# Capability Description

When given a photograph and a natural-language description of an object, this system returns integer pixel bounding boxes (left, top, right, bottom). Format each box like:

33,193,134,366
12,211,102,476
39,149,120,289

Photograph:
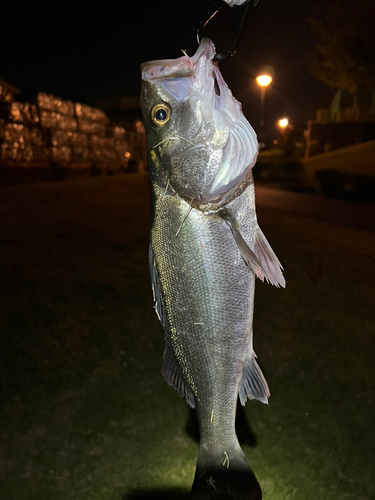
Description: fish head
141,38,258,209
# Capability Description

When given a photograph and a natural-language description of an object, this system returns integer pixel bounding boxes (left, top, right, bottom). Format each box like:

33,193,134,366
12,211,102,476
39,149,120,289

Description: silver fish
141,38,285,500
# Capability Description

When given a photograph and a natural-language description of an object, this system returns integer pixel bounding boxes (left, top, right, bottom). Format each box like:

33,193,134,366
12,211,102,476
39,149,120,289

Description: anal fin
162,341,196,408
239,354,270,405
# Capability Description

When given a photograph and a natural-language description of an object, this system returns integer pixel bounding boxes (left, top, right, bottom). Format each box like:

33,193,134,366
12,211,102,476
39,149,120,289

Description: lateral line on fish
175,197,194,237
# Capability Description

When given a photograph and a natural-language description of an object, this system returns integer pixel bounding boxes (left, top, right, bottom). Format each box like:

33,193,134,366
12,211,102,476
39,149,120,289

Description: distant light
135,121,145,134
256,74,272,87
278,118,289,128
273,139,278,145
125,152,131,158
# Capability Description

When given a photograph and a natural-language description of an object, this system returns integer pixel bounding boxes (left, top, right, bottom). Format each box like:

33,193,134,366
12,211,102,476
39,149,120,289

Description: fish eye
151,104,171,127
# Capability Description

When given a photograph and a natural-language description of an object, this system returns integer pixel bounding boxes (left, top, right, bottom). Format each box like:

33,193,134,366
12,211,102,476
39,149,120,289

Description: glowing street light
256,74,272,87
278,118,289,128
256,72,273,143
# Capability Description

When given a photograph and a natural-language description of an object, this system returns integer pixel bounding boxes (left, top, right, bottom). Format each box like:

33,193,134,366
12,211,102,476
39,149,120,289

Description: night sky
1,0,333,129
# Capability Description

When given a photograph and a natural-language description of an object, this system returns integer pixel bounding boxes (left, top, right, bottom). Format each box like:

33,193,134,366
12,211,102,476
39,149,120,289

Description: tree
307,0,375,94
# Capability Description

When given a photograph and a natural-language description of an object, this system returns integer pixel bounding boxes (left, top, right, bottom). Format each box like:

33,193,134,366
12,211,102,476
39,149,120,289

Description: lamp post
256,74,272,143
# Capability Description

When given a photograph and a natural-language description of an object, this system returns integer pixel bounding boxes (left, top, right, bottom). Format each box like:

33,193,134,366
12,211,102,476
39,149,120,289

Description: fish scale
151,188,252,450
141,38,285,499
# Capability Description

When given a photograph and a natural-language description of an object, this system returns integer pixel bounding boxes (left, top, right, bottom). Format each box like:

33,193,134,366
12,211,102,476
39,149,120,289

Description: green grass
0,174,374,499
258,149,286,160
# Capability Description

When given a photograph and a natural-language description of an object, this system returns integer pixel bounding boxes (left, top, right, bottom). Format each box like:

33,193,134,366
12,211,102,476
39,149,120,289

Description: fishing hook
195,0,260,61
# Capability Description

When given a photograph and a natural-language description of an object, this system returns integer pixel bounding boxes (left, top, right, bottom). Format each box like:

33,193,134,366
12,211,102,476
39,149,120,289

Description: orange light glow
256,74,272,87
278,118,289,128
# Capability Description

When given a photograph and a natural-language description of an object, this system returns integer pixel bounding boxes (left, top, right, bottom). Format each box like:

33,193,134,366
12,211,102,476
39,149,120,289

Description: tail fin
190,446,262,499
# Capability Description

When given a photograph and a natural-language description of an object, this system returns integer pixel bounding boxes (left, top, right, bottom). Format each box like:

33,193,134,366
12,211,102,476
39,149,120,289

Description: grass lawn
0,173,374,499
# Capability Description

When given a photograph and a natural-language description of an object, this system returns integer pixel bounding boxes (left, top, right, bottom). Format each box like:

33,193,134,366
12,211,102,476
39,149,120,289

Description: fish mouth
141,60,195,81
141,38,215,80
142,39,219,102
143,39,258,207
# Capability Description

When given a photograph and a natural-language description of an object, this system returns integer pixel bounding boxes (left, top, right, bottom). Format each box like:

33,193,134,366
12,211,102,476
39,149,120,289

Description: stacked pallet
0,92,129,166
0,81,17,104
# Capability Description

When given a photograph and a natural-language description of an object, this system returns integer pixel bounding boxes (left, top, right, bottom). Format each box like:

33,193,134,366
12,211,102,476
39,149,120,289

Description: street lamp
278,118,289,128
256,73,272,142
256,75,272,88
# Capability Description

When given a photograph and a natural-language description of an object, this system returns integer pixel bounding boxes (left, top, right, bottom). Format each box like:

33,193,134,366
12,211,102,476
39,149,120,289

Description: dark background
1,0,333,128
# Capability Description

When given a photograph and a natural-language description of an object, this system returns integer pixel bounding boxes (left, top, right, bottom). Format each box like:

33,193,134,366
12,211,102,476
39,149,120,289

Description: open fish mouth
142,38,259,207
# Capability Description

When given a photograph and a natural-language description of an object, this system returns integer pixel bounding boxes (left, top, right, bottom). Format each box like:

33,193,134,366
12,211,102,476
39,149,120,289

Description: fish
140,38,285,499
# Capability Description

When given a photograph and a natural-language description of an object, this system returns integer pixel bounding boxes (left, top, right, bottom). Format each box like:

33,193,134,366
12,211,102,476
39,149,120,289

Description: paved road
255,185,375,232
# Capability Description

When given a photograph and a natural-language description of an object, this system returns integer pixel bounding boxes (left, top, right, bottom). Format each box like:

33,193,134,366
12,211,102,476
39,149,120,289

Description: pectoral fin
254,225,286,288
220,210,265,281
220,210,285,288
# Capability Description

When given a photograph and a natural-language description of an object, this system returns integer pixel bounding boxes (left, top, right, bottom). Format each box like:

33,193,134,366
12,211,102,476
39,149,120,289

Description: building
330,89,375,123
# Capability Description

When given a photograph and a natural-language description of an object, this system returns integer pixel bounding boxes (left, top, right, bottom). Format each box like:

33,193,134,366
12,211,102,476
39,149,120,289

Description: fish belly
151,184,257,453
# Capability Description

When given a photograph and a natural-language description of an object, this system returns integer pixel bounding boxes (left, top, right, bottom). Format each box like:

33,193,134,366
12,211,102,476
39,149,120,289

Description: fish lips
141,39,220,104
